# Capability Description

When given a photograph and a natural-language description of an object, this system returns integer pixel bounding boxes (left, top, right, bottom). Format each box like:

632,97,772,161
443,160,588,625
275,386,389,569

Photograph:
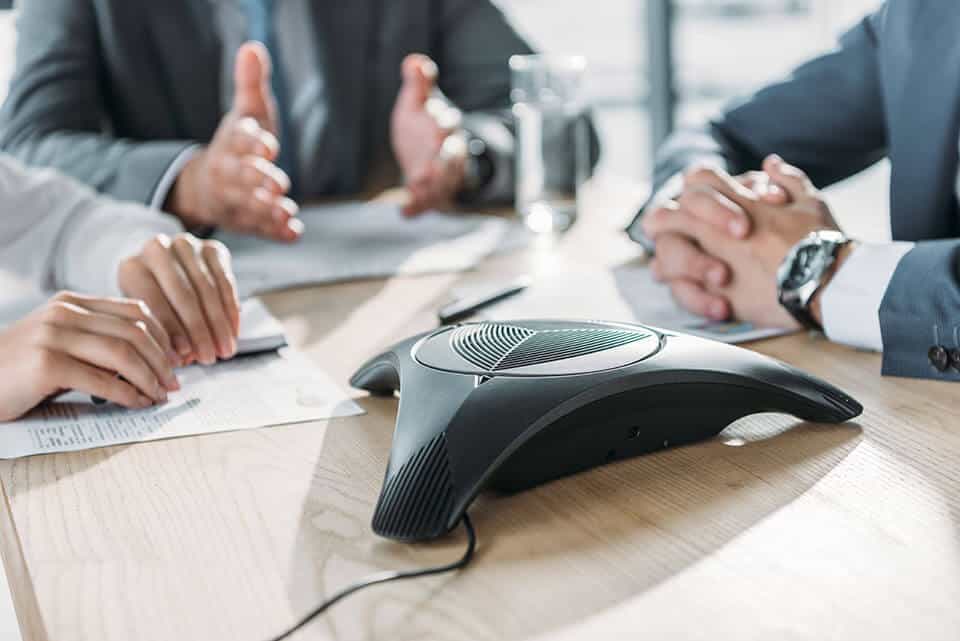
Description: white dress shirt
0,155,182,296
820,241,914,351
818,134,960,351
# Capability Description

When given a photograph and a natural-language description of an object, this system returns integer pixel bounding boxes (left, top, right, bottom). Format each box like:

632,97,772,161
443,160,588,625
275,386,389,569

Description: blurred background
0,0,888,237
495,0,880,177
494,0,888,239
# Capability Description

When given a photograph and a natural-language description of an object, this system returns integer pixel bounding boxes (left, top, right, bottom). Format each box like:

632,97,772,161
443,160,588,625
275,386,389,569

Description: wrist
810,241,857,327
457,132,494,201
165,149,206,227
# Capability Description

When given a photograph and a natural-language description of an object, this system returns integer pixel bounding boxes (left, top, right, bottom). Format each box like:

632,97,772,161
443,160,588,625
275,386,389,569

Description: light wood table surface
2,180,959,641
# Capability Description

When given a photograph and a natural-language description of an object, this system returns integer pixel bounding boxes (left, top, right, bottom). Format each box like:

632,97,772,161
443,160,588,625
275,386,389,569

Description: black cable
266,514,477,641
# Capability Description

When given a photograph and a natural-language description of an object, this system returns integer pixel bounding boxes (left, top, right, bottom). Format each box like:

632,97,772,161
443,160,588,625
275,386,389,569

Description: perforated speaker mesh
449,323,535,370
372,432,455,540
449,322,652,372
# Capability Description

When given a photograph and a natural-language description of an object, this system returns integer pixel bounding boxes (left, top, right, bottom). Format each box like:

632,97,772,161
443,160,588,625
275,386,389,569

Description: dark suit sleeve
650,6,889,196
0,0,193,205
879,241,960,381
431,0,600,204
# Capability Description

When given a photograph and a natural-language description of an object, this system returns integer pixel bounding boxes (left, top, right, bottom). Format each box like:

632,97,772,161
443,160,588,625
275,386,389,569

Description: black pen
438,276,531,325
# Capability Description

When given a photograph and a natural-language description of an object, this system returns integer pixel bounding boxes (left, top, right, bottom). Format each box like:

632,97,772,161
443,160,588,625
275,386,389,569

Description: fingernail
710,302,727,319
174,335,191,356
167,375,181,392
167,350,181,367
421,58,439,80
287,218,305,236
729,219,748,237
769,154,783,165
708,266,725,286
137,395,154,408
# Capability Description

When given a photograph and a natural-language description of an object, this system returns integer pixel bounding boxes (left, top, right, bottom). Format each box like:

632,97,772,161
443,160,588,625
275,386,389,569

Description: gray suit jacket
641,1,960,381
0,0,594,206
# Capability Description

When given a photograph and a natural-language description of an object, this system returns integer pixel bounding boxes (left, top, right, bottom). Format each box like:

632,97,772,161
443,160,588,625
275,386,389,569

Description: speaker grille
450,323,534,370
372,433,456,541
451,323,651,372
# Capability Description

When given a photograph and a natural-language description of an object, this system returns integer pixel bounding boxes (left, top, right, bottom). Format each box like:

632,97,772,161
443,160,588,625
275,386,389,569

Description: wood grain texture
2,179,959,641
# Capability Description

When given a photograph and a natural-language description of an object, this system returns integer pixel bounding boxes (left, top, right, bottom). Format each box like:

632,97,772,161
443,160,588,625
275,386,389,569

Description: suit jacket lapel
887,3,960,240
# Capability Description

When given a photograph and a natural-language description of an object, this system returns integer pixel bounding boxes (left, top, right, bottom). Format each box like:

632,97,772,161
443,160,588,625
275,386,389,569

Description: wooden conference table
1,180,959,641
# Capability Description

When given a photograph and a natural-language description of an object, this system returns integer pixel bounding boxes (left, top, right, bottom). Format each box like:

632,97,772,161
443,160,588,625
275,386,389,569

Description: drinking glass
510,54,590,234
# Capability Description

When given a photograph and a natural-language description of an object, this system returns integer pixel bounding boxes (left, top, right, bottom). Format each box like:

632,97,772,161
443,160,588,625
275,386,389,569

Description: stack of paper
460,263,792,344
216,201,522,297
0,301,363,459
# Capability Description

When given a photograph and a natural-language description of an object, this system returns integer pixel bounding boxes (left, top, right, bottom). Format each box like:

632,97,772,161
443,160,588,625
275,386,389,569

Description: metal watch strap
778,231,849,331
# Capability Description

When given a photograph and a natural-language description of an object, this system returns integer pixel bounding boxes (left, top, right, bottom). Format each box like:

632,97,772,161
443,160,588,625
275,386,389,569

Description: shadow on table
282,399,863,641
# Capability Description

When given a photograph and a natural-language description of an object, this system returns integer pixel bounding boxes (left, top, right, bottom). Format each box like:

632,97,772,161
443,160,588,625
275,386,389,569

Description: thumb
397,54,438,111
233,41,277,133
763,154,814,202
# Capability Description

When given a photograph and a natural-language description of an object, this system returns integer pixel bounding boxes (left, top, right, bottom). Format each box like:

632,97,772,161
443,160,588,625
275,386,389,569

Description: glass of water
510,54,590,234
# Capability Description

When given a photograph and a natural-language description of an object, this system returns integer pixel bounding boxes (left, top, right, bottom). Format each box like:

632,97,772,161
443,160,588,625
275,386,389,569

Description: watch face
781,243,830,291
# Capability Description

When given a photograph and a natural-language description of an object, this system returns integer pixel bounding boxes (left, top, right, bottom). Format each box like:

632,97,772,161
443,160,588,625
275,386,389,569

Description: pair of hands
167,43,466,241
641,155,842,328
0,234,240,421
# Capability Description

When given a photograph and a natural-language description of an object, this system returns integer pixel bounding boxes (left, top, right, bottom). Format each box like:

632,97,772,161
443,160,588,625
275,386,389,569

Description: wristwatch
460,134,494,197
777,230,850,330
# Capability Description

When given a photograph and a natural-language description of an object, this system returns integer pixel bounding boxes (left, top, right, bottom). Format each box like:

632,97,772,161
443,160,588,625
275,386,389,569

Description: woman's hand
0,292,180,421
118,233,241,366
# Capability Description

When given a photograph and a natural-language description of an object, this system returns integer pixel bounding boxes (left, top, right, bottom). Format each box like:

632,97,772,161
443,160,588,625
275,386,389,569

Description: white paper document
235,297,288,353
216,201,522,297
0,349,363,459
462,263,792,344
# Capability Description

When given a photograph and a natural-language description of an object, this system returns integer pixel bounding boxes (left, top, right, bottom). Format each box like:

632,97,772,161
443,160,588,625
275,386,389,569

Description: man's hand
118,233,241,367
642,164,789,320
650,155,842,328
167,42,302,242
391,54,467,217
0,292,179,421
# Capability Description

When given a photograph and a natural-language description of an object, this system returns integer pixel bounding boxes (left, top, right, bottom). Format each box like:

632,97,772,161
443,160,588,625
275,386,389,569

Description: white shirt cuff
149,145,201,210
821,241,915,352
61,202,184,296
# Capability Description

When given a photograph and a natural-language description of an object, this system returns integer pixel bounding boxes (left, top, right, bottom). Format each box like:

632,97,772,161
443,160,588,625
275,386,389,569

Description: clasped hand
641,155,841,328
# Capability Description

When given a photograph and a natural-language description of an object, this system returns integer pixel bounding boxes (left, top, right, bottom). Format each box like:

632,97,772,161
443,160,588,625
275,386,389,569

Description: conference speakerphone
351,319,862,541
267,319,862,639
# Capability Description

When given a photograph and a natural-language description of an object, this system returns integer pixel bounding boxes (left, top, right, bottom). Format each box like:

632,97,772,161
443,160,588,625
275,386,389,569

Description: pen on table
437,276,531,325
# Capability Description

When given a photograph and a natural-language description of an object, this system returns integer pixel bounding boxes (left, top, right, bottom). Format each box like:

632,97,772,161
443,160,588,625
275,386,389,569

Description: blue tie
242,0,298,190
